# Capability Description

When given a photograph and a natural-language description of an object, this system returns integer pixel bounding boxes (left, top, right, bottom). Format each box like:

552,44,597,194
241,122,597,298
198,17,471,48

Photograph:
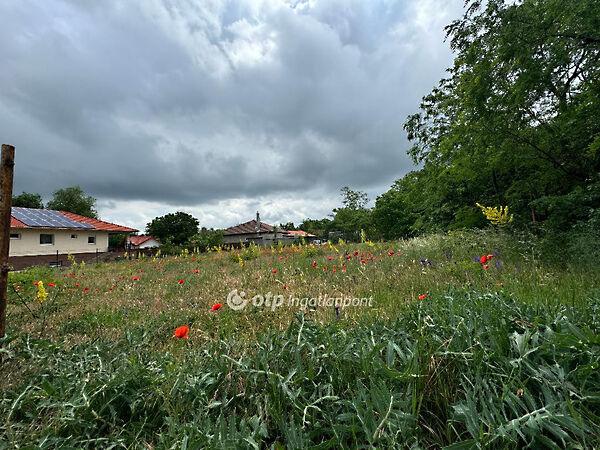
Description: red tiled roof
61,211,138,233
10,217,27,228
128,235,157,246
224,219,274,235
286,230,316,237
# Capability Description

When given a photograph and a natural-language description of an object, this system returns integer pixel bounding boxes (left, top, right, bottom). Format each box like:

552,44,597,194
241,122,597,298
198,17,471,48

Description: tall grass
1,230,599,448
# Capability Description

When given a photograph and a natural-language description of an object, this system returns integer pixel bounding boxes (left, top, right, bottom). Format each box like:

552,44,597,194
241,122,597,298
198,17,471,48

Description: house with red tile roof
127,235,161,249
9,207,137,269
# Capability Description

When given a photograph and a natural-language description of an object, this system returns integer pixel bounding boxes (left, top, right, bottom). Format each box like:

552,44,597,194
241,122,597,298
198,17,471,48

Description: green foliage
145,212,199,246
372,0,600,238
2,293,598,448
188,228,224,252
12,192,43,209
340,186,368,210
240,242,261,261
329,187,376,242
46,186,98,218
108,233,127,250
299,218,332,240
2,229,600,447
278,222,295,231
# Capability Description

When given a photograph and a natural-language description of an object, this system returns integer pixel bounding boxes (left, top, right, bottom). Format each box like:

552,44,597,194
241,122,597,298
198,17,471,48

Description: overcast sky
0,0,462,231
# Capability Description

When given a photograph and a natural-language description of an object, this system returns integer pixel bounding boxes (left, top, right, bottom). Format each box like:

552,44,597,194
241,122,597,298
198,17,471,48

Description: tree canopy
46,186,98,218
371,0,600,239
146,212,199,246
12,192,44,209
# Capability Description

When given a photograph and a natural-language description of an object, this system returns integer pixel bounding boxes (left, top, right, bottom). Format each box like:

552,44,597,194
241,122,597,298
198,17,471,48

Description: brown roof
224,219,274,235
128,235,158,246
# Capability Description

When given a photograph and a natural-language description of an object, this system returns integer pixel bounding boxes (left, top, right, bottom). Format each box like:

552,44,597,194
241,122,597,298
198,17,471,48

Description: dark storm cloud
0,0,462,228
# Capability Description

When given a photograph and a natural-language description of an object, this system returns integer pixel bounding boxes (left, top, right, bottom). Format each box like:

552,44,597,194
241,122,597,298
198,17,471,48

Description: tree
340,187,368,210
331,187,374,241
401,0,600,232
299,218,332,239
12,192,43,209
189,228,224,252
47,186,98,218
279,222,295,231
146,212,199,246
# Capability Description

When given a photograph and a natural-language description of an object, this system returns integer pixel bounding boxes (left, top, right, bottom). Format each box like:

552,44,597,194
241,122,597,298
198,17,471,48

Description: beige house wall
223,232,295,246
9,228,109,257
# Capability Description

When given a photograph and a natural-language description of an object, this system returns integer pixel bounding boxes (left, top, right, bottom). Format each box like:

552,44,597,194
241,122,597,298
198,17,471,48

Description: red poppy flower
418,293,428,300
272,268,278,274
483,264,490,270
47,282,56,288
346,254,352,261
353,250,359,257
83,287,90,294
487,254,494,260
480,255,488,264
173,325,190,339
131,276,140,281
388,250,395,256
323,266,328,272
311,260,317,268
75,282,80,287
211,303,223,311
342,265,347,273
33,281,41,286
327,256,334,261
192,269,200,274
178,279,185,285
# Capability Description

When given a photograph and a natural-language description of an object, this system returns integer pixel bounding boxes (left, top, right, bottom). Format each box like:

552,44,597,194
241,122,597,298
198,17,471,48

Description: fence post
96,248,99,264
56,250,59,267
0,144,15,339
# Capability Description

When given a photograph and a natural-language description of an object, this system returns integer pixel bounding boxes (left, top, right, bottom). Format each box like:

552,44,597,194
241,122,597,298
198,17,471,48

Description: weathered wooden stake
0,144,15,339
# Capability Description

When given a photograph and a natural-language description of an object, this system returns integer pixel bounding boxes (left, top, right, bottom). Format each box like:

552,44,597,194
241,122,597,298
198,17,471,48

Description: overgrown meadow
1,230,599,448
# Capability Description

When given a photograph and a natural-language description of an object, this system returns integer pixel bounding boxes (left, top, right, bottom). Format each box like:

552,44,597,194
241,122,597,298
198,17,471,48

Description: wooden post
0,144,15,339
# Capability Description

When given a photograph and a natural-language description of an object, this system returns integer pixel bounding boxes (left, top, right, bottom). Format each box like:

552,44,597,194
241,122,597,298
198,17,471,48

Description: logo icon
226,289,248,310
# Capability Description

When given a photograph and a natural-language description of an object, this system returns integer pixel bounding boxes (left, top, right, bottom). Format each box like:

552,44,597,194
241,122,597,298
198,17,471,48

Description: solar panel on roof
11,207,94,229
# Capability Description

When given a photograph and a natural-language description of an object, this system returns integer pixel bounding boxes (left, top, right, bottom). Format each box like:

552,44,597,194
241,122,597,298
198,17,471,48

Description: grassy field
1,230,599,448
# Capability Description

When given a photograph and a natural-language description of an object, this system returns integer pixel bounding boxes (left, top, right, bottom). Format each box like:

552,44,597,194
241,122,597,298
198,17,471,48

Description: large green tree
399,0,600,232
12,192,44,209
146,212,199,246
330,187,374,241
47,186,98,218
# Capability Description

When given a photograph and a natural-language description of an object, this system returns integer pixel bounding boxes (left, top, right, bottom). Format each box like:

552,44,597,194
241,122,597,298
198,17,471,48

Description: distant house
285,229,319,243
223,212,317,246
127,235,161,249
9,207,137,269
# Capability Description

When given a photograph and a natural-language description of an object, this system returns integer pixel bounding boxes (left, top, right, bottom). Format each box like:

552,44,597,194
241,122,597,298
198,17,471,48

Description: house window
10,233,21,240
88,236,96,244
71,234,78,239
40,234,54,245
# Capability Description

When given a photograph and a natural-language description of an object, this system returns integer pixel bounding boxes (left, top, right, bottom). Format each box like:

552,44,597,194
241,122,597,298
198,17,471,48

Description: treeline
301,0,600,250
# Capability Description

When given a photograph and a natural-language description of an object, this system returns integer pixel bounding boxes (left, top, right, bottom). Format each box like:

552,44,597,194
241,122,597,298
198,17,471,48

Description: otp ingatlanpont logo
226,289,248,310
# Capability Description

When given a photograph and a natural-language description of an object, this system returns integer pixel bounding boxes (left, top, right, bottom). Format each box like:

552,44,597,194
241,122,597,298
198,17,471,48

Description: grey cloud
0,0,463,227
